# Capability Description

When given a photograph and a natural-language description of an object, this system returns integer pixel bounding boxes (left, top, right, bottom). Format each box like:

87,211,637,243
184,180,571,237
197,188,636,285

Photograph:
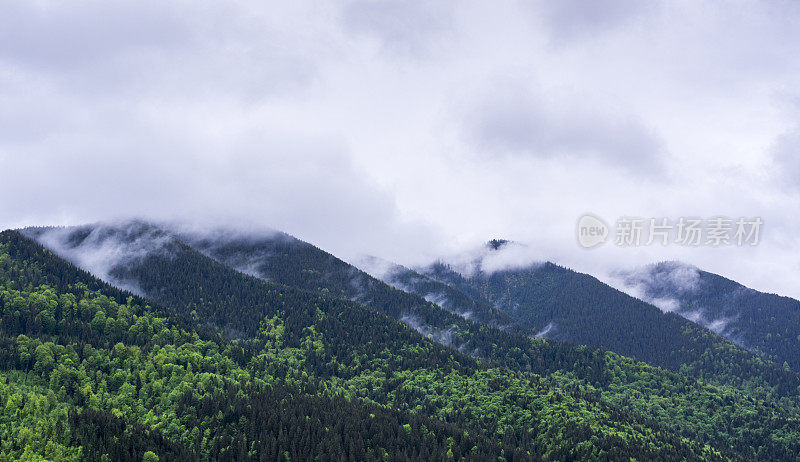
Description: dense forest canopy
1,227,800,460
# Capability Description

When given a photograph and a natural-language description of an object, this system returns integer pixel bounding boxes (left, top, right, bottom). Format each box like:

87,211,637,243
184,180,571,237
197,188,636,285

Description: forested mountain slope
417,251,800,396
15,223,800,459
170,225,800,399
2,229,567,460
176,227,527,333
22,223,622,382
27,222,798,398
0,229,749,460
356,255,513,326
614,261,800,370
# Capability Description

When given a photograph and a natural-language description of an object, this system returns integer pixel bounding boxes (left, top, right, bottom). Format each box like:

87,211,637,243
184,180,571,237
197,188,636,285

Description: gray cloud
538,0,655,41
0,128,434,262
772,129,800,190
0,1,190,70
0,1,317,101
1,0,800,299
466,85,664,175
342,0,452,54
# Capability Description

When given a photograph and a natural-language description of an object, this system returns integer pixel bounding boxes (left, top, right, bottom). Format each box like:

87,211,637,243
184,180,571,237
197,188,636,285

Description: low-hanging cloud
610,262,699,310
609,262,746,341
432,241,547,278
22,221,175,295
534,322,555,339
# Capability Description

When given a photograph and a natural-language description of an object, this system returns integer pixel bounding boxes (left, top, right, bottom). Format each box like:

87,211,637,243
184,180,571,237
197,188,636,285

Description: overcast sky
2,0,799,297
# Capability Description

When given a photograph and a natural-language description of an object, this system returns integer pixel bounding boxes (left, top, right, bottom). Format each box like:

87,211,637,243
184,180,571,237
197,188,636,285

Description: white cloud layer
2,1,800,297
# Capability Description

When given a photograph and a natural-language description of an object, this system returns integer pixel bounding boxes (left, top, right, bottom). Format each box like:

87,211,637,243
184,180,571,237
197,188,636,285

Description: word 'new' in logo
577,214,609,248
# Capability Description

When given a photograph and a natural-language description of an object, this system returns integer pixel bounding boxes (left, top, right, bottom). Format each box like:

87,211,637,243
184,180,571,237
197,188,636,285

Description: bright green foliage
0,373,82,461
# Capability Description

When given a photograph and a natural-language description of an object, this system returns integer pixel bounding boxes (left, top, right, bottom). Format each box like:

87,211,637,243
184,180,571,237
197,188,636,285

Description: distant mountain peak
486,239,510,250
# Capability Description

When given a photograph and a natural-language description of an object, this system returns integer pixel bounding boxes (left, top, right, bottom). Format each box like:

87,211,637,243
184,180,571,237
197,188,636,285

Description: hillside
0,230,744,460
14,223,800,459
356,255,515,327
176,227,528,333
614,261,800,370
170,226,800,400
415,251,799,398
25,223,800,396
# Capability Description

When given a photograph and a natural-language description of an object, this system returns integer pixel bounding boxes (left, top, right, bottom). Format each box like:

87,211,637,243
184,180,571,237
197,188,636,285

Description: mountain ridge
614,260,800,370
24,221,800,397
